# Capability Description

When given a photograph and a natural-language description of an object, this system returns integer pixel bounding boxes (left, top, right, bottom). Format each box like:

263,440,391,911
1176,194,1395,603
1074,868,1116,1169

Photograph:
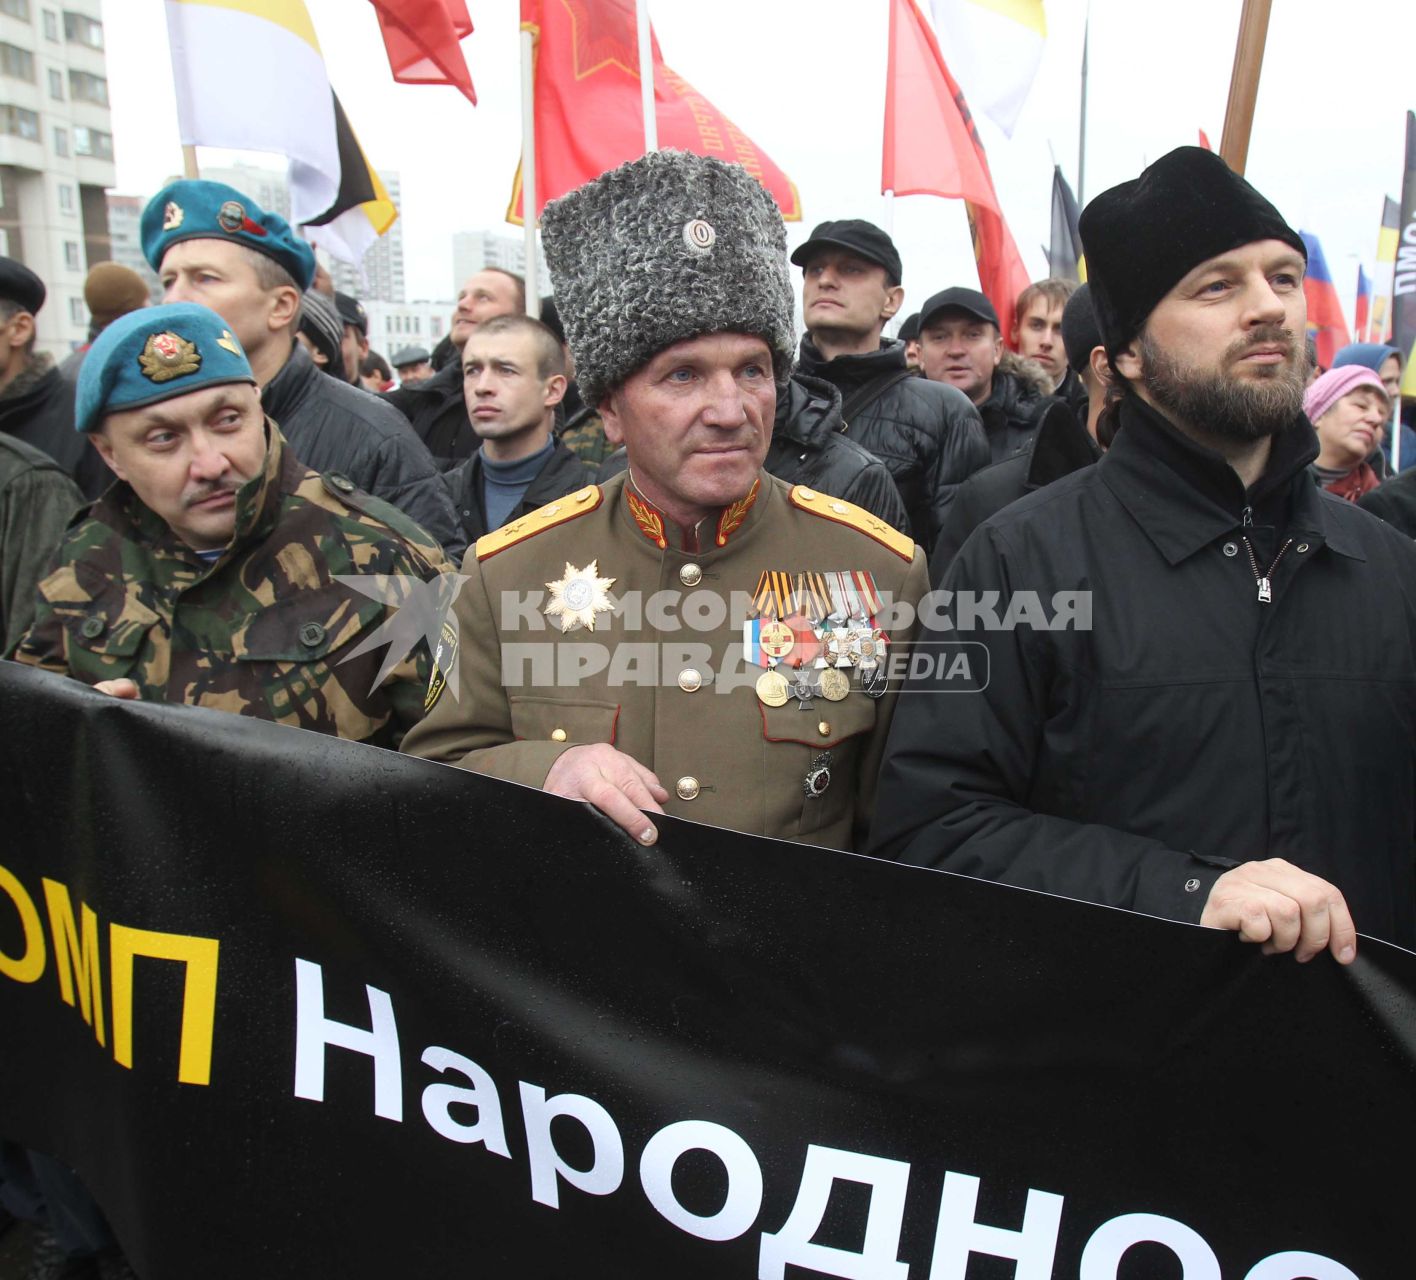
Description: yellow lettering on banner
41,878,104,1045
0,864,45,984
109,925,220,1087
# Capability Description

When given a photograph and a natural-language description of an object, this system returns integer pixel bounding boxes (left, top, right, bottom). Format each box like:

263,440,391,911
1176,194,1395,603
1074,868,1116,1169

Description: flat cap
790,219,903,285
142,179,316,291
76,302,256,434
0,257,45,314
391,345,430,367
540,149,795,408
1079,146,1306,358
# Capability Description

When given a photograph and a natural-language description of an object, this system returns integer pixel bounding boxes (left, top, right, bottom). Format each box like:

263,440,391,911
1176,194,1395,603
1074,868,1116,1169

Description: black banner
0,663,1411,1279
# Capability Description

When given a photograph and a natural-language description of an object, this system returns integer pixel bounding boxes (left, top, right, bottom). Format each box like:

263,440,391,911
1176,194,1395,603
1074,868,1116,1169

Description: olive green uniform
14,425,447,746
402,470,927,850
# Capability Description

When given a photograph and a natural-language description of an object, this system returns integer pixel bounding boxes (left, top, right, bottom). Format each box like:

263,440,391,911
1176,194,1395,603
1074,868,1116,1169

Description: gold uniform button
675,776,700,801
818,721,831,737
679,563,703,587
550,728,568,742
678,668,703,693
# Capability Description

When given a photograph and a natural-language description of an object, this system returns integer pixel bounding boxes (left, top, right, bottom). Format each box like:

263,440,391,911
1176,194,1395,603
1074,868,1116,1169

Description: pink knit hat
1304,365,1390,424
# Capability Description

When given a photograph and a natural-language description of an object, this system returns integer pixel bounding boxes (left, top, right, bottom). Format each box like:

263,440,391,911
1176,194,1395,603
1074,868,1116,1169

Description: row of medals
753,616,889,709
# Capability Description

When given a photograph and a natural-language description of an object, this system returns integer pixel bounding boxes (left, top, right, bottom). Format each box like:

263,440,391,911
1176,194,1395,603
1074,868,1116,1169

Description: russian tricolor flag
1355,266,1372,344
1300,230,1352,371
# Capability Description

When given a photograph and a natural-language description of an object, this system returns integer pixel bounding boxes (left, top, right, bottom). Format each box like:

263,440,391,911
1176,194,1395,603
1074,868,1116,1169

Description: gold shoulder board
787,486,915,562
475,486,604,561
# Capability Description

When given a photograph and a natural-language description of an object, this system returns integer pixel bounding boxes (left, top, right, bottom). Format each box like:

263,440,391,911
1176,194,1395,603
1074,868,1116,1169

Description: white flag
927,0,1046,138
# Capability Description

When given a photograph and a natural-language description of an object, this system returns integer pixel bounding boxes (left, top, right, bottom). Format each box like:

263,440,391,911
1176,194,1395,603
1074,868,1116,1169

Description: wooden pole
182,145,199,179
520,27,540,317
1218,0,1273,174
636,0,657,153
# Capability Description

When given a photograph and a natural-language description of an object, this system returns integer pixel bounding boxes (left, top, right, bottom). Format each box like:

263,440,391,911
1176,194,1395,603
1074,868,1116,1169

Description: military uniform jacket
14,425,448,747
402,470,929,852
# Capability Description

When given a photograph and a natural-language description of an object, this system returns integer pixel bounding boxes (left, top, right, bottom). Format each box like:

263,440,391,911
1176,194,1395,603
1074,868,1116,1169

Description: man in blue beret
139,179,464,560
13,302,450,745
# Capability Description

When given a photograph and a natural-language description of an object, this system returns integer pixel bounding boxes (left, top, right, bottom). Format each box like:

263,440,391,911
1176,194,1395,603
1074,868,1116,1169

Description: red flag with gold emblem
509,0,799,223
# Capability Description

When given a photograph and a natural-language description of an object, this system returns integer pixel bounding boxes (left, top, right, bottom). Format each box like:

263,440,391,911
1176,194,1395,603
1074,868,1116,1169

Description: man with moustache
443,313,590,547
13,302,447,746
871,147,1416,956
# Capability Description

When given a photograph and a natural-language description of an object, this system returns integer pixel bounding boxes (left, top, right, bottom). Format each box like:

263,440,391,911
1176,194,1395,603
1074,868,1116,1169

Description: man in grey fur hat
403,150,928,854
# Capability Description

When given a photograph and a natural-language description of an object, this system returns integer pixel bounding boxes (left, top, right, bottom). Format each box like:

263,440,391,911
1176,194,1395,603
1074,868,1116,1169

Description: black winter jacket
797,338,988,550
382,360,474,471
930,399,1101,583
263,343,464,560
872,395,1416,948
768,375,910,534
445,439,592,549
1359,468,1416,540
0,356,109,499
977,353,1057,463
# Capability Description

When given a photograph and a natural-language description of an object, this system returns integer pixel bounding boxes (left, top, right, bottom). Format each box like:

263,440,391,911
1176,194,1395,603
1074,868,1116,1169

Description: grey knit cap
540,150,796,408
298,288,343,374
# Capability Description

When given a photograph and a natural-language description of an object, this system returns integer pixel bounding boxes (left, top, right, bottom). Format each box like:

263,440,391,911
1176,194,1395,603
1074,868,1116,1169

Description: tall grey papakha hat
540,149,796,408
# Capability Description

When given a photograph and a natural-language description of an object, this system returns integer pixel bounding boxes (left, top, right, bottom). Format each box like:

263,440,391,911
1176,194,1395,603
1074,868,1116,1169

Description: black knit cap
1060,283,1101,374
1079,146,1306,359
897,311,921,342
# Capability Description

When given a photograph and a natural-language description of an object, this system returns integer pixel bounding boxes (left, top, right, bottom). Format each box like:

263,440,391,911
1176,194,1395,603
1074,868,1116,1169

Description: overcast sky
105,0,1414,327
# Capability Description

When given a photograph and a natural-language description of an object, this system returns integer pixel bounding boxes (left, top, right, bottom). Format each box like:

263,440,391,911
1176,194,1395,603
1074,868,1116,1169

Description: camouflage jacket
13,424,448,746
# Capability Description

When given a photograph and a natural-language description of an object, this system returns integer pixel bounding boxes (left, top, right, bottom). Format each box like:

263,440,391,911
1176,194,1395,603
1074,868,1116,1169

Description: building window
67,69,107,104
57,182,73,213
52,124,67,156
62,10,101,48
47,67,62,99
72,125,112,158
0,104,39,140
63,240,79,269
42,8,56,39
0,0,31,20
69,297,84,326
0,41,35,81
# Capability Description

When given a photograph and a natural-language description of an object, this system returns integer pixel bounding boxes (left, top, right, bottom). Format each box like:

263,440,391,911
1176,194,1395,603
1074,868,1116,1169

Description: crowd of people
2,143,1414,1276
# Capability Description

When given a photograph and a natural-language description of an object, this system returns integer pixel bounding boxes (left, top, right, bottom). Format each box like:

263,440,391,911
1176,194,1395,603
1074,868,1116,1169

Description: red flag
1198,129,1213,151
1299,230,1351,370
369,0,476,106
1355,266,1372,344
510,0,799,223
882,0,1031,341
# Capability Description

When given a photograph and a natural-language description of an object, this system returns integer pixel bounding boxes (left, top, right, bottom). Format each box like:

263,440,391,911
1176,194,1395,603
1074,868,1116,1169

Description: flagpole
636,0,657,153
1077,6,1089,206
520,25,540,318
883,189,894,237
1218,0,1272,175
182,146,199,179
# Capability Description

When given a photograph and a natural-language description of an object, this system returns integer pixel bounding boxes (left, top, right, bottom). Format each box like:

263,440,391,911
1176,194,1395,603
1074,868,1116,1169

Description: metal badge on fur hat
1080,146,1306,359
140,179,317,292
75,302,257,434
539,150,796,408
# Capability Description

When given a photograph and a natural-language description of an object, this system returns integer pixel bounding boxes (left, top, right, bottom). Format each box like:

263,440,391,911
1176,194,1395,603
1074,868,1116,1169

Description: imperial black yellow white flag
163,0,396,266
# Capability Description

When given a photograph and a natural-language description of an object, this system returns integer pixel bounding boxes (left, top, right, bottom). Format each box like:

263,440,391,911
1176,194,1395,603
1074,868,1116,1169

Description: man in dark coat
929,285,1105,580
0,257,110,498
443,314,590,549
0,433,83,651
871,146,1416,957
141,179,463,560
791,219,989,546
918,285,1059,463
384,268,526,468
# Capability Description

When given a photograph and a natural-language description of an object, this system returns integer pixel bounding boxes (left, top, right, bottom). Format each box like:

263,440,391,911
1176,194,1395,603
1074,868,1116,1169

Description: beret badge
162,202,184,232
217,200,247,234
138,331,202,383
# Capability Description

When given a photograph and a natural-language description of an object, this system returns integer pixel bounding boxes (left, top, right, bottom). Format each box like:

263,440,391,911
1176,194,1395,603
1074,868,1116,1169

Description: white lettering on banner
1244,1253,1360,1280
1079,1212,1221,1278
758,1145,910,1280
639,1120,763,1242
1396,228,1416,295
519,1082,625,1209
419,1046,510,1155
292,958,403,1121
928,1172,1063,1280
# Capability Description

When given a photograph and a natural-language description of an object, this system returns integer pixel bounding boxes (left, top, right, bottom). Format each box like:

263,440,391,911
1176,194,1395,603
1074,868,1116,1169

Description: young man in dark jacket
792,220,988,547
443,314,590,549
141,179,464,560
873,146,1416,957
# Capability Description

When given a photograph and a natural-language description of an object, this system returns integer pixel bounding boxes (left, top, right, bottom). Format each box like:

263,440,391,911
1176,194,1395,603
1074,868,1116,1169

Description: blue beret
141,179,316,292
76,302,257,434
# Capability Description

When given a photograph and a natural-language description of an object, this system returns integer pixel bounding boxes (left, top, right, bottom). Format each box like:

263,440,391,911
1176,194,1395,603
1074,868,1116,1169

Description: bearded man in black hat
870,147,1416,957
